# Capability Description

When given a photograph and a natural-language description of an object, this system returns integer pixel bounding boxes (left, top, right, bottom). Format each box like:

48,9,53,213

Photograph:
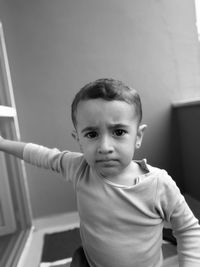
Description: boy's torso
23,145,181,267
76,161,165,267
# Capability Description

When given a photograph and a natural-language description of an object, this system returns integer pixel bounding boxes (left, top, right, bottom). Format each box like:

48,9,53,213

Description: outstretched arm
0,136,26,159
0,136,67,173
0,136,81,183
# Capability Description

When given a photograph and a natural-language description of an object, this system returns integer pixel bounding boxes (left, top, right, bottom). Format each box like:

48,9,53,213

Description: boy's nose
97,136,114,154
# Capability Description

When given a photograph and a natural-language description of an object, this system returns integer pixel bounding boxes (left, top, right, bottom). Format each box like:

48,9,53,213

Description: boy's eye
113,129,127,137
85,131,98,139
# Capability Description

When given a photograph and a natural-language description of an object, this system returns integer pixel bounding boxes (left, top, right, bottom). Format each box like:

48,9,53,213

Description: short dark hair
71,78,142,127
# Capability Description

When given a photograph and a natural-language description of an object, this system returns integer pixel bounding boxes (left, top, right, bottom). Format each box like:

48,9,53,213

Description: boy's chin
96,167,120,179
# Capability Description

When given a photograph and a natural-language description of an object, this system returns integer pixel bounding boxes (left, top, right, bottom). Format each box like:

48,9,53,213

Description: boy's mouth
96,159,119,166
96,158,118,162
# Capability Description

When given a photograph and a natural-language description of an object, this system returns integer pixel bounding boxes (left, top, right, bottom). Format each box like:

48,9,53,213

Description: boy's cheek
81,146,95,162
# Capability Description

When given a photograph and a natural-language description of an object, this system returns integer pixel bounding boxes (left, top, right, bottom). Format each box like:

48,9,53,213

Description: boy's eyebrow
109,123,129,129
81,127,98,134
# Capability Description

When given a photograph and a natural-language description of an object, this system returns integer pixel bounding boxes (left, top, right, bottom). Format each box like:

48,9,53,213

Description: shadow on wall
169,100,200,201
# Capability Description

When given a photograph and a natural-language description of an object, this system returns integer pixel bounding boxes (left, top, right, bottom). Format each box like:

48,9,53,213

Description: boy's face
73,99,145,179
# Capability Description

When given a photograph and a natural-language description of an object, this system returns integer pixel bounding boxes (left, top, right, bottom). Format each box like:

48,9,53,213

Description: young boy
0,78,200,267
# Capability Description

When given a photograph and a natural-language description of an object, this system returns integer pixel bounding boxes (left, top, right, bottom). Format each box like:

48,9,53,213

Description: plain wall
0,0,200,218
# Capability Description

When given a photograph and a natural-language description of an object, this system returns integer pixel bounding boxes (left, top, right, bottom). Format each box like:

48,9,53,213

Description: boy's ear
71,130,79,142
135,124,147,149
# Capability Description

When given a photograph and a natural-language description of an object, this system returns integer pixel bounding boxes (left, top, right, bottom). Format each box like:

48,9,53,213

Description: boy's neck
99,161,147,186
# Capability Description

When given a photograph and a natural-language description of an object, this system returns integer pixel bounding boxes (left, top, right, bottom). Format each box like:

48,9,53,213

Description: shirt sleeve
155,170,200,267
23,143,86,186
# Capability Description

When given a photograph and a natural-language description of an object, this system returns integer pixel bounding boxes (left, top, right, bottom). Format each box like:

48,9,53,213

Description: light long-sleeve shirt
24,143,200,267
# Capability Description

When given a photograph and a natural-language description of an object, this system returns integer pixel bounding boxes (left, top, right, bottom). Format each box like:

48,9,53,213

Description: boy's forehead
76,99,137,125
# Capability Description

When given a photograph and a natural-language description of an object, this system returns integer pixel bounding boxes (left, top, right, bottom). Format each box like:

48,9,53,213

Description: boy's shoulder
144,160,176,188
62,150,86,166
146,161,182,204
